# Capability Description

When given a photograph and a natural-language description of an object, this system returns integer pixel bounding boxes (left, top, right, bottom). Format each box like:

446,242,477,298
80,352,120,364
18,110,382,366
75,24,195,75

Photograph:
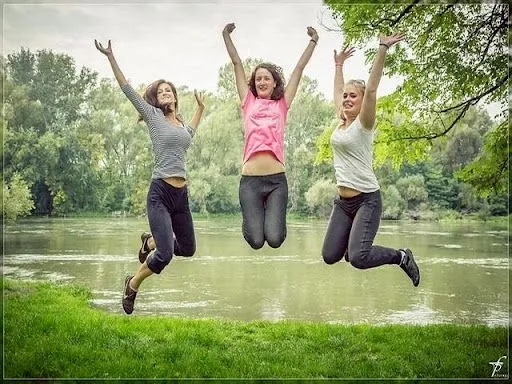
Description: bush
305,179,337,217
381,185,406,219
3,173,35,221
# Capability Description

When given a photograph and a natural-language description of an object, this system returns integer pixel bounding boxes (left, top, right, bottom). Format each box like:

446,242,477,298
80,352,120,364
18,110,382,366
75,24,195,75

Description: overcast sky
3,0,404,100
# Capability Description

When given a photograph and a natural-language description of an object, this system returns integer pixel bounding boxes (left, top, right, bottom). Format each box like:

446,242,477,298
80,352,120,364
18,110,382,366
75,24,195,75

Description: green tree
3,173,35,221
305,179,337,217
286,76,334,213
381,185,406,220
396,174,428,211
4,49,99,215
325,1,509,193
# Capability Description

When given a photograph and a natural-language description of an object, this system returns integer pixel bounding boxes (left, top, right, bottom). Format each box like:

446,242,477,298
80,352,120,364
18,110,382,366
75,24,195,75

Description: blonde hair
345,79,366,94
339,79,366,123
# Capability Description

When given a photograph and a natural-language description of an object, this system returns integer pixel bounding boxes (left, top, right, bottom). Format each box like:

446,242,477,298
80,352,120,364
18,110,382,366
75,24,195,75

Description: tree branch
425,4,456,35
381,102,471,143
437,74,509,113
475,16,508,68
390,0,421,27
462,2,499,46
366,1,420,29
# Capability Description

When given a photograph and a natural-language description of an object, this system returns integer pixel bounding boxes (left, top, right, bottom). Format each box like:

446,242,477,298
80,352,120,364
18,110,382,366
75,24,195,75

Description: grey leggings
146,179,196,274
322,190,401,268
239,173,288,249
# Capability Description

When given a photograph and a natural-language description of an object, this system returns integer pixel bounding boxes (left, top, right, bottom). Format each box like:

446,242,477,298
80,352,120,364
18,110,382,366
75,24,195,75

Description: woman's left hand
194,90,205,109
307,26,319,43
380,33,406,48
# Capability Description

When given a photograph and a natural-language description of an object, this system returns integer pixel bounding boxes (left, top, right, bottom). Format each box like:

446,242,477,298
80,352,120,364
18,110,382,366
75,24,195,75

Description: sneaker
138,232,152,263
122,275,137,314
399,249,420,287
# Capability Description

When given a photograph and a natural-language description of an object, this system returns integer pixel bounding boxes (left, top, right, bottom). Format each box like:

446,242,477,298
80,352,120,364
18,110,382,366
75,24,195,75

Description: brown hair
138,79,182,122
248,63,285,100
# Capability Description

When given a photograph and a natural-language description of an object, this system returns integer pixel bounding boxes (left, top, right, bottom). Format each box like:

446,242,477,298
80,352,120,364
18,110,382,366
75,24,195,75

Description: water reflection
3,217,510,326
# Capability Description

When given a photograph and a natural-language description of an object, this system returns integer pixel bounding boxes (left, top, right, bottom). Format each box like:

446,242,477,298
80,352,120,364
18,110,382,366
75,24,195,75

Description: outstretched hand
223,23,236,35
194,90,205,109
334,46,355,65
307,26,319,42
380,33,406,48
95,39,113,56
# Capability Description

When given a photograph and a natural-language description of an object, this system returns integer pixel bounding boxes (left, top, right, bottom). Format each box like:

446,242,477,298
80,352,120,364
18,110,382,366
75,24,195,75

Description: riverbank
16,211,511,225
3,279,508,379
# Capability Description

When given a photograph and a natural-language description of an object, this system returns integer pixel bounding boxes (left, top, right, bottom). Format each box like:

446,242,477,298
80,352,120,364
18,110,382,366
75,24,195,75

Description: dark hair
138,79,182,122
248,63,285,100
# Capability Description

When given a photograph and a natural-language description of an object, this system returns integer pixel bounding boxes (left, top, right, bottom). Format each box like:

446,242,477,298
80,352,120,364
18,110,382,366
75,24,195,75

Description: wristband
379,43,390,49
310,39,318,45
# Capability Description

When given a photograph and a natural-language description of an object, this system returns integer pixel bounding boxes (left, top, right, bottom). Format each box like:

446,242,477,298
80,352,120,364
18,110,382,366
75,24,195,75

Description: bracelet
379,43,390,49
335,63,342,67
310,39,318,45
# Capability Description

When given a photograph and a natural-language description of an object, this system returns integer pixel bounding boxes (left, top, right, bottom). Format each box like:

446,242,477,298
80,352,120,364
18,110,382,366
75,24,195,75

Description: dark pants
146,179,196,274
239,173,288,249
322,190,401,268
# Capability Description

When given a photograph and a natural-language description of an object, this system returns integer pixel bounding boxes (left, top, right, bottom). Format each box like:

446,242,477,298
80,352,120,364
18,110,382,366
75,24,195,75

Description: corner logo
489,355,508,378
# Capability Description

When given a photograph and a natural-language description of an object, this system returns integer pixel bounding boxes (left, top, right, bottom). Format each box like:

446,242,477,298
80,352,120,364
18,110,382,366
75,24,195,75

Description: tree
324,1,509,193
396,174,428,211
3,173,35,221
4,49,99,214
381,185,406,220
286,76,333,213
305,179,337,217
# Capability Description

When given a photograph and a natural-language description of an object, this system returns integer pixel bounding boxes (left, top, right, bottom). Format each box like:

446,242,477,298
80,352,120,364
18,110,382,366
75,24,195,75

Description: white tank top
330,117,380,192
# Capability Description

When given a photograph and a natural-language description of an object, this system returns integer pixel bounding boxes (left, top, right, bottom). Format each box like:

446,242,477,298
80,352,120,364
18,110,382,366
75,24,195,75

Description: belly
242,151,285,176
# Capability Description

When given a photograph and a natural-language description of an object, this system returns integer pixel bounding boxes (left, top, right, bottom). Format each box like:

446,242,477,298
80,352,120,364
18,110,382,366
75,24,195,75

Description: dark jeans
322,190,401,268
239,173,288,249
146,179,196,274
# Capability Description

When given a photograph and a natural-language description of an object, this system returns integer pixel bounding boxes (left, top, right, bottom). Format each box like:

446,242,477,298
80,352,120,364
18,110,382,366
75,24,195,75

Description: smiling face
342,82,364,119
156,82,176,110
254,67,276,99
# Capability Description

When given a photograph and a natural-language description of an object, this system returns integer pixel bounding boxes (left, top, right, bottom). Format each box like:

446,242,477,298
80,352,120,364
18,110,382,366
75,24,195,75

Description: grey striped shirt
121,83,195,180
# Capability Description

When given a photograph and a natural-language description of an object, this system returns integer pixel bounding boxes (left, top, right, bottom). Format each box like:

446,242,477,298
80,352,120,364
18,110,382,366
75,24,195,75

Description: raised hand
223,23,236,35
334,46,355,65
380,33,406,48
194,90,205,109
307,26,319,43
95,39,113,56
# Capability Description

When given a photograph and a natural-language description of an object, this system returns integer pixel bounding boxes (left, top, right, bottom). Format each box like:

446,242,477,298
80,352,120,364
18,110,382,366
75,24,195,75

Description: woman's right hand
223,23,236,35
95,39,113,57
334,46,355,66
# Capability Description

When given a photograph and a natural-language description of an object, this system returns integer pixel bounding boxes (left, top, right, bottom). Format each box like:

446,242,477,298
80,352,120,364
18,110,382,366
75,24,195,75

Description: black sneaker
138,232,152,263
399,249,420,287
122,275,137,314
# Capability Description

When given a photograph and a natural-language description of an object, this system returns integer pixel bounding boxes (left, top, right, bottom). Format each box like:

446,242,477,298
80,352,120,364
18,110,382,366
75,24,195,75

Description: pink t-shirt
241,90,289,164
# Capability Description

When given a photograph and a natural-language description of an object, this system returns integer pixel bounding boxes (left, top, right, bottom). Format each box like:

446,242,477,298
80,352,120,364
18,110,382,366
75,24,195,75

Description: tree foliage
2,46,508,220
324,1,509,193
3,173,34,221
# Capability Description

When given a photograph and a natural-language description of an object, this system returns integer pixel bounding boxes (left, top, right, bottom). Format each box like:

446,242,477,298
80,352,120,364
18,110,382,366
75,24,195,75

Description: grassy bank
3,279,509,379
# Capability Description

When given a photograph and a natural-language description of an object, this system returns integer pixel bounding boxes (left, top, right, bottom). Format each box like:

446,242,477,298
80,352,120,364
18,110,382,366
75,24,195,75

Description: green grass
3,279,509,379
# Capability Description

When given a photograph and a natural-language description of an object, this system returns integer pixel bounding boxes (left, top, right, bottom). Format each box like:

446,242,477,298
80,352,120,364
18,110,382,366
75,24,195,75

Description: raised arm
359,33,405,130
94,40,127,87
284,27,319,106
333,46,355,117
189,90,205,131
222,23,248,102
